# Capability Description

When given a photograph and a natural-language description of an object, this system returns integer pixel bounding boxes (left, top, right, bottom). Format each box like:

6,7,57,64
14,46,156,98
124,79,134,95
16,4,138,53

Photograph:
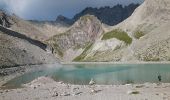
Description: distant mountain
73,3,139,26
50,3,139,26
56,15,73,25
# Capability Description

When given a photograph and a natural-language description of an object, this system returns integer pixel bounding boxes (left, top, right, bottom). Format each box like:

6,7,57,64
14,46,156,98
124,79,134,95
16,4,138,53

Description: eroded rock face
0,11,11,27
48,15,103,59
114,0,170,62
0,26,57,68
81,0,170,62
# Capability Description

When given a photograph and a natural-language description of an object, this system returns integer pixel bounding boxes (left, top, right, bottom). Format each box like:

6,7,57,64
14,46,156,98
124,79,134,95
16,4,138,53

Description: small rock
135,85,144,88
90,89,98,94
89,78,95,85
21,70,25,73
61,92,70,96
73,87,79,92
66,84,70,89
127,90,140,95
52,91,59,97
125,84,132,86
75,92,83,95
155,93,159,95
34,86,36,89
5,90,10,92
58,81,64,84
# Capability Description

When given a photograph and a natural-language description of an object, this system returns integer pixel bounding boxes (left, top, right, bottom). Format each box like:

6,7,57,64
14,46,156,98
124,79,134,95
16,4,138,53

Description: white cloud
1,0,29,15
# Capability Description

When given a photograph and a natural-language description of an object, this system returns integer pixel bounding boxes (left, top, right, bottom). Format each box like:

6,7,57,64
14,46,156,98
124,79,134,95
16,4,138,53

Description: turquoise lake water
2,64,170,89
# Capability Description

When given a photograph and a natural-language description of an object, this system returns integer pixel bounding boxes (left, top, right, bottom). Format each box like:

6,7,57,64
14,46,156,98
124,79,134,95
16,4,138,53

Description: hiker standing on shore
158,74,161,82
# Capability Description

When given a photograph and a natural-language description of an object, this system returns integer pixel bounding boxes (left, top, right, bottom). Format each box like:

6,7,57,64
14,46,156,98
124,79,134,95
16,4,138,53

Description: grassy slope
102,29,132,45
134,30,145,39
73,43,93,61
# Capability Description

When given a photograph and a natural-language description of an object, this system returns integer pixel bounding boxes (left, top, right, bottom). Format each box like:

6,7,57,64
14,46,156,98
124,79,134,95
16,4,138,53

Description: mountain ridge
1,0,170,63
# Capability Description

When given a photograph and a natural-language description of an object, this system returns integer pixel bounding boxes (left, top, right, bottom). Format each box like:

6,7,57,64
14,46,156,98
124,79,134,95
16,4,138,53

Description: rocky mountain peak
56,15,68,21
56,15,73,25
71,15,103,41
73,4,139,26
73,15,101,30
47,15,103,60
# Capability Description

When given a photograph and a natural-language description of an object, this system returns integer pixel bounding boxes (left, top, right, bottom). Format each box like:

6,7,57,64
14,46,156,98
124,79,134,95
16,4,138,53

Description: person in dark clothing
158,74,162,82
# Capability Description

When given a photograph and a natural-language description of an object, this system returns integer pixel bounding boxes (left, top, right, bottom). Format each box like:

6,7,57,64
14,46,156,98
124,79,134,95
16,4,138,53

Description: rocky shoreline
1,63,170,100
0,64,55,86
61,61,170,65
1,76,170,100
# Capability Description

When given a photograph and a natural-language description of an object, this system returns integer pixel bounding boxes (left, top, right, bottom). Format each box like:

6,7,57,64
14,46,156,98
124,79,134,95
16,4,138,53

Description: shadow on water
2,64,170,89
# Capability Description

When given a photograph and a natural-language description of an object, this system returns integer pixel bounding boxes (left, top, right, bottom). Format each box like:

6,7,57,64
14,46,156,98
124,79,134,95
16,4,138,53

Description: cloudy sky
0,0,144,21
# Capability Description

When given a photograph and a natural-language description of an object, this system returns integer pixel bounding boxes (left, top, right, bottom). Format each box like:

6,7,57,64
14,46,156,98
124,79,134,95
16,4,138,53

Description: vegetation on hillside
73,43,93,61
102,29,132,45
134,30,145,39
52,43,63,57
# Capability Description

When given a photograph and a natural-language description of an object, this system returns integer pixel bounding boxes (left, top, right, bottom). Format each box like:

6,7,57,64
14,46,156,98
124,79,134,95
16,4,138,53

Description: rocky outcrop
0,12,49,41
0,10,11,27
97,0,170,62
47,15,103,61
0,10,62,41
29,20,70,41
118,0,170,33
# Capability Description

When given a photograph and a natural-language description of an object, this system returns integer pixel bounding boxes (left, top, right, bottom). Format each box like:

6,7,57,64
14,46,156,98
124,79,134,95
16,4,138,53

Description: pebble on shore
89,78,95,85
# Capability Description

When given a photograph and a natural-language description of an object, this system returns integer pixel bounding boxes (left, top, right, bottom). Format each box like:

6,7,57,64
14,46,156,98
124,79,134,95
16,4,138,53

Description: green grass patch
134,31,145,39
73,43,93,61
52,43,63,57
130,91,140,95
143,57,160,61
102,29,132,45
80,15,94,22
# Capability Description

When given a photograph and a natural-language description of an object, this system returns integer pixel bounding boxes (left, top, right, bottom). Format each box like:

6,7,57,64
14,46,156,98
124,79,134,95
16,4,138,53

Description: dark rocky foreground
0,66,26,76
